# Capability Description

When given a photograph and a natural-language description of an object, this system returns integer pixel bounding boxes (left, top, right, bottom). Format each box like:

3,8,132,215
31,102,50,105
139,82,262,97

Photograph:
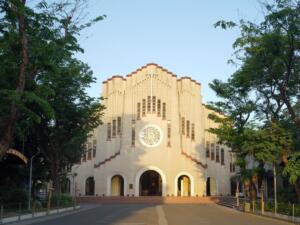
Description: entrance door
85,177,95,196
111,175,124,196
206,177,217,196
139,170,162,196
178,175,191,196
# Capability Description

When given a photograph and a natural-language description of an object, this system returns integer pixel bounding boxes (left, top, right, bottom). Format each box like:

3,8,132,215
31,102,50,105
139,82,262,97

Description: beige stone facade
70,63,236,197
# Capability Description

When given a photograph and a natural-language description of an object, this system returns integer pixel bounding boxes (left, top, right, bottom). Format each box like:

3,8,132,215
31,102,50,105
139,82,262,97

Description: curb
0,206,80,224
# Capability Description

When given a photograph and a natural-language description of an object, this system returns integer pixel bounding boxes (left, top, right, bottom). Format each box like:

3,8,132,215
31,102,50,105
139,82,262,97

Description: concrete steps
77,196,218,204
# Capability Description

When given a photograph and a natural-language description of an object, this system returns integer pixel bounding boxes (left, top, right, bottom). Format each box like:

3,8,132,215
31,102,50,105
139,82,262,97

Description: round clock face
139,124,163,148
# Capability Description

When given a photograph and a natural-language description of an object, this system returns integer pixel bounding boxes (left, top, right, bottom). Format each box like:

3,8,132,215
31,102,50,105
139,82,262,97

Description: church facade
70,63,236,197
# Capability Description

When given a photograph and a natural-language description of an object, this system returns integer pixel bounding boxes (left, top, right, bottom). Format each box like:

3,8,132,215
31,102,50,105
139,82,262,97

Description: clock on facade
139,124,163,148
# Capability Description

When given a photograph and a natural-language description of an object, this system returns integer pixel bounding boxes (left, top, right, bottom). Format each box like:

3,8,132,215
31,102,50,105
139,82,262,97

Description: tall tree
211,0,300,201
0,0,105,191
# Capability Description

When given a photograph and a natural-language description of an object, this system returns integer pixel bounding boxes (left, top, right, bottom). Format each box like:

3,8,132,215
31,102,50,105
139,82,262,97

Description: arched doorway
111,175,124,196
139,170,162,196
85,177,95,196
177,175,191,196
206,177,217,196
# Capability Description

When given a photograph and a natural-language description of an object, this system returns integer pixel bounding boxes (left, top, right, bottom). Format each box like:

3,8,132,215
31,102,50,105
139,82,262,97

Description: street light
28,149,40,210
273,163,277,214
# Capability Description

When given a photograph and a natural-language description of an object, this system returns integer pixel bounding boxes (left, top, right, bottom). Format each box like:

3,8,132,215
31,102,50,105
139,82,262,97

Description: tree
211,0,300,201
0,0,105,192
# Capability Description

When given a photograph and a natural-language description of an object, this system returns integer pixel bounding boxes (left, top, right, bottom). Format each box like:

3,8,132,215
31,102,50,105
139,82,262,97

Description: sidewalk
1,205,99,225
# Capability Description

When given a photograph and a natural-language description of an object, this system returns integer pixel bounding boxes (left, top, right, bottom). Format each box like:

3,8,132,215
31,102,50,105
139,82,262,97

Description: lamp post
273,164,277,214
260,184,265,214
28,150,40,210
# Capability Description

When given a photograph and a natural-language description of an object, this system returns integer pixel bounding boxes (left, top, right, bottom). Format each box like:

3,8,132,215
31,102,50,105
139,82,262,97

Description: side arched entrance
111,175,124,196
206,177,217,196
177,175,191,196
85,177,95,196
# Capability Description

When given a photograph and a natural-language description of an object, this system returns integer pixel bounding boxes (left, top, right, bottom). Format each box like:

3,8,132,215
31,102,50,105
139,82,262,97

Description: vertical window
186,120,190,138
191,123,195,141
117,117,121,135
147,96,151,113
142,99,146,116
87,141,92,160
206,141,210,158
221,148,225,165
157,99,161,116
162,102,166,119
216,145,220,162
181,117,185,135
92,139,96,157
210,143,215,160
137,103,141,120
107,122,111,140
152,96,156,113
167,121,171,147
112,119,116,137
131,120,135,146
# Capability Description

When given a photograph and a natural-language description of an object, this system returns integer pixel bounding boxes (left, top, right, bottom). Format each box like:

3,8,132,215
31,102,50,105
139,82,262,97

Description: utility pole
28,149,40,210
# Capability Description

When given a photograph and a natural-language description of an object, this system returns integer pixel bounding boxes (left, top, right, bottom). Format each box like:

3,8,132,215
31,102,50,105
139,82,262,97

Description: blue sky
75,0,264,103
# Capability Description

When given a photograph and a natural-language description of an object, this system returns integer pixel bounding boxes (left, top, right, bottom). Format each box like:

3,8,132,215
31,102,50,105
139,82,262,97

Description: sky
74,0,264,103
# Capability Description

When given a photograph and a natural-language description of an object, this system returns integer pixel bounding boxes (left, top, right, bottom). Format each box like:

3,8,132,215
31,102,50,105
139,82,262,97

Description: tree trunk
0,0,28,160
50,148,61,193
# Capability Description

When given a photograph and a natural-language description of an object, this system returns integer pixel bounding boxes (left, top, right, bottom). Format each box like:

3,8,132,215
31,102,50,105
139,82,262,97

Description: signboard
6,148,28,164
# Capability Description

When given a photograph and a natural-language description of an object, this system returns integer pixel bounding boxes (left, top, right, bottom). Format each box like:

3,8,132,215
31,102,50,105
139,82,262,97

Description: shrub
51,193,74,208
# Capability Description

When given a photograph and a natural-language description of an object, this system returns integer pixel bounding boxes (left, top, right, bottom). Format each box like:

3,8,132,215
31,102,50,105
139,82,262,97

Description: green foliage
51,193,74,207
0,187,28,205
283,152,300,184
0,1,105,191
211,0,300,200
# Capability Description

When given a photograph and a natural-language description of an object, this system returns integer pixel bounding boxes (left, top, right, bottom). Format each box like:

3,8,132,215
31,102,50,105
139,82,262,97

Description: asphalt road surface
21,204,292,225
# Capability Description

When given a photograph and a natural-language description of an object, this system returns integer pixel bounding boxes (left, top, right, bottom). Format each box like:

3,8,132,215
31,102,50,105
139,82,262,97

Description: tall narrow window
191,123,195,141
157,99,161,116
142,99,146,116
137,103,141,120
181,117,185,135
162,102,166,119
186,120,190,138
117,117,121,135
147,96,151,113
206,141,210,158
210,143,215,160
167,121,171,147
92,139,96,157
152,96,156,113
131,120,135,146
112,119,116,137
87,141,92,160
216,145,220,162
221,148,225,165
107,122,111,141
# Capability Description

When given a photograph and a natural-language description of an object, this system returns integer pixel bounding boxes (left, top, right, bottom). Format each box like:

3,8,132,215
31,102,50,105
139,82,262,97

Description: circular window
139,124,163,148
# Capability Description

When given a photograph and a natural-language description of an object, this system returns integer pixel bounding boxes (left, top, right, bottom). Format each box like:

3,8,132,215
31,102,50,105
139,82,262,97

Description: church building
70,63,236,197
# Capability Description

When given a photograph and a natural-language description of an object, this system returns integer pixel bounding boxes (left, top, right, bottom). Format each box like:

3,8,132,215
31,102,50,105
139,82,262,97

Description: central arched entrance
139,170,162,196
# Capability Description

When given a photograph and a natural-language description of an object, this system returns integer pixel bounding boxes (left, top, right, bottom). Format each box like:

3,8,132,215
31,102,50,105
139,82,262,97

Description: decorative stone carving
139,124,163,148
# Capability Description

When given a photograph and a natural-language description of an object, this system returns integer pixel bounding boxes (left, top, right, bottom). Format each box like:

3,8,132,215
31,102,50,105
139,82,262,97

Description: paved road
21,204,292,225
